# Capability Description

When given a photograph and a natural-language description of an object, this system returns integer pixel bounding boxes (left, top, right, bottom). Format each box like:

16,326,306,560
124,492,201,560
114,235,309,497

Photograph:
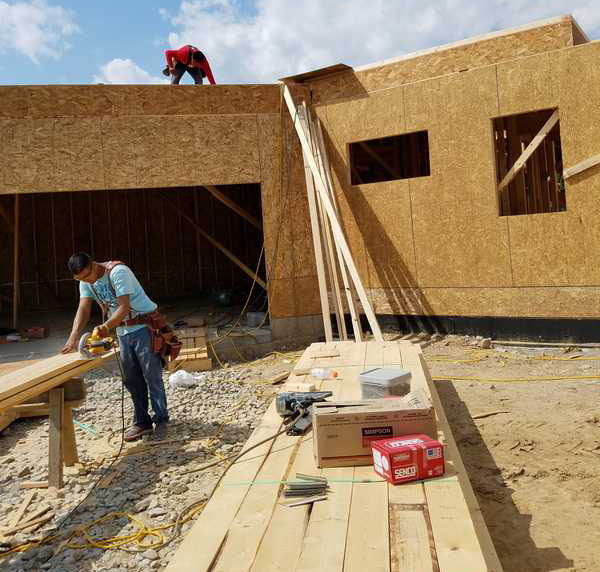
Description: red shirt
165,45,216,85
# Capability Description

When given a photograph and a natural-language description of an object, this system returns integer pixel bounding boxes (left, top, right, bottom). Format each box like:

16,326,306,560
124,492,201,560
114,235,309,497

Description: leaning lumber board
164,400,283,572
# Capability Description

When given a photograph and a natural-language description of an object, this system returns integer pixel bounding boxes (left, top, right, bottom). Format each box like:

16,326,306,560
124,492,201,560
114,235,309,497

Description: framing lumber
48,388,64,489
563,152,600,179
297,106,334,342
204,186,262,229
160,192,267,290
12,193,19,329
498,110,559,191
315,117,363,342
8,491,36,529
283,86,383,341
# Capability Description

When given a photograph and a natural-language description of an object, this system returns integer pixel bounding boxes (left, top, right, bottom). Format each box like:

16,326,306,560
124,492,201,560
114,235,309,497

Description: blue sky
0,0,599,86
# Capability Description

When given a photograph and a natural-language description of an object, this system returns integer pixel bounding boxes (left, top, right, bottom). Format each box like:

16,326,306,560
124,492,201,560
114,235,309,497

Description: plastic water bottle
310,368,338,379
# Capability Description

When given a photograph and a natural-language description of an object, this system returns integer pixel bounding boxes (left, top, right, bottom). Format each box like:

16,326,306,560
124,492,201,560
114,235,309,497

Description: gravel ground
0,354,293,571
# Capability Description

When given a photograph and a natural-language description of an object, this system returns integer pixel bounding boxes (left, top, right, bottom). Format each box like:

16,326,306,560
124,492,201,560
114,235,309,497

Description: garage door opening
0,184,266,332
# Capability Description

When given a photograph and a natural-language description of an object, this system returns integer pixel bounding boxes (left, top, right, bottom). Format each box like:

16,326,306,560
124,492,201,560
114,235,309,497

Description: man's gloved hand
162,66,171,77
94,324,110,339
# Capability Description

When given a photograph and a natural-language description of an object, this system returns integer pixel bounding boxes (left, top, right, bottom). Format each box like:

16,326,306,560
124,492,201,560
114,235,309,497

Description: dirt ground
422,336,600,572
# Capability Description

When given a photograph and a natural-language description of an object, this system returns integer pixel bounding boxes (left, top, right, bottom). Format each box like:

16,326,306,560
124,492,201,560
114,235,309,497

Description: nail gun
275,391,333,435
79,329,114,359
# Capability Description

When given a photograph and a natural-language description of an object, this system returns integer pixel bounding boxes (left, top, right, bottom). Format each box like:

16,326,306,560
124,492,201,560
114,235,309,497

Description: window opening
349,131,431,185
492,108,565,216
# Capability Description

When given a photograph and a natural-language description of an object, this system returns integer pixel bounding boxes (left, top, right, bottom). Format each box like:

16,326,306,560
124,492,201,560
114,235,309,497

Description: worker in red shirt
163,44,216,85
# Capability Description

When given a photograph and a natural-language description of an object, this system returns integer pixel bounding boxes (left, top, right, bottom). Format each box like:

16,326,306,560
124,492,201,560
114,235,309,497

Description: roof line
354,14,576,73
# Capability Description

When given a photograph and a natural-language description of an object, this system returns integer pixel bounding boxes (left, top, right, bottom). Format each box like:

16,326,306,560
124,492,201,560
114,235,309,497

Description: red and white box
371,434,445,485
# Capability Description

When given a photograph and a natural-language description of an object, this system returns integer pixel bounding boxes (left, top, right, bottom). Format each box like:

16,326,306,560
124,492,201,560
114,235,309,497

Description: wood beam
48,388,64,489
160,192,266,290
563,152,600,179
204,186,262,229
498,110,559,192
357,141,402,180
12,194,20,329
283,85,383,341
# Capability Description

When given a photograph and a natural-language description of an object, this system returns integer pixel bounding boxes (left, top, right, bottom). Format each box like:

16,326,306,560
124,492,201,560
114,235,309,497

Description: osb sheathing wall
312,39,600,319
308,16,578,105
0,84,319,319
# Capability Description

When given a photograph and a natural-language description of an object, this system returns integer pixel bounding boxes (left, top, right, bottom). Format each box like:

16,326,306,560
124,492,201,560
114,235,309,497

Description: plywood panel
496,52,557,116
0,87,30,119
310,17,574,104
54,118,105,191
29,86,114,118
368,286,600,318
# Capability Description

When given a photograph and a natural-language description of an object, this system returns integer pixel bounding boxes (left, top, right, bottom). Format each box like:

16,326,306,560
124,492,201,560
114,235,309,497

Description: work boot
124,424,152,442
153,421,169,441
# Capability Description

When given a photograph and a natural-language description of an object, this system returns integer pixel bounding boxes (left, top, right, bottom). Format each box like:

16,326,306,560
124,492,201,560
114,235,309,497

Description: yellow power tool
79,329,114,358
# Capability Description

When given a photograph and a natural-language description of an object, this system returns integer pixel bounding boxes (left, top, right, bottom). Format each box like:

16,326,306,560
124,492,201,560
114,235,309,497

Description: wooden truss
283,85,382,342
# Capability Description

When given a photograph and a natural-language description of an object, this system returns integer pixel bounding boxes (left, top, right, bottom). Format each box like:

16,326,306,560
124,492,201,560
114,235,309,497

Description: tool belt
123,309,182,362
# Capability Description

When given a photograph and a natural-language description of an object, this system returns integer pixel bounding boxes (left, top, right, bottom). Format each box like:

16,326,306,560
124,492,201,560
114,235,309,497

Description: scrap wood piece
563,152,600,179
498,109,559,191
1,510,53,536
472,410,511,420
8,490,36,528
269,371,289,385
99,471,118,489
21,481,48,489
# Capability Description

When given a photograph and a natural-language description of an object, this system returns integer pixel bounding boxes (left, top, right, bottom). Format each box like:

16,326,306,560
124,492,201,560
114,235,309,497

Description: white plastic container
310,368,338,379
359,367,412,399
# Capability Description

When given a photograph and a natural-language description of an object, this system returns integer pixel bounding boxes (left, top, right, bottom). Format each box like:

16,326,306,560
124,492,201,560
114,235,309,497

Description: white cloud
93,58,167,85
0,0,79,64
164,0,600,84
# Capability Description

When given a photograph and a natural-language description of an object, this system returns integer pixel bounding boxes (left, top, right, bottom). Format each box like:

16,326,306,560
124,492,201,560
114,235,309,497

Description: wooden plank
382,341,403,367
48,388,64,489
389,482,436,572
0,352,112,412
0,409,18,432
8,490,36,529
249,435,316,572
498,110,559,191
1,513,53,536
165,400,283,572
563,152,600,179
283,86,383,342
12,193,19,329
161,192,267,290
20,481,48,489
315,117,363,342
298,106,333,342
62,406,79,467
344,465,390,572
204,185,262,229
307,106,347,341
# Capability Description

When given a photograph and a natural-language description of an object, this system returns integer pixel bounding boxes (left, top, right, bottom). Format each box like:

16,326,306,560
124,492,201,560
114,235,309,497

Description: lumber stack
166,340,503,572
168,327,212,372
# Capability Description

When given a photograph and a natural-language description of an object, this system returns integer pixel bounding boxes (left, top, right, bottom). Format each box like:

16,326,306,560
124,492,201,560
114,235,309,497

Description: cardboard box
313,389,437,468
371,434,445,485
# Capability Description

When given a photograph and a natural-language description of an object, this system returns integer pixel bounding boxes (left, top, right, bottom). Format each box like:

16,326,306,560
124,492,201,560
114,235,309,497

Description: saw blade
78,332,93,358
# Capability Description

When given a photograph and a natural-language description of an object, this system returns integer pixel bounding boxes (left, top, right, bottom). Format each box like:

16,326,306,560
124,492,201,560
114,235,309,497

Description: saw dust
423,336,600,572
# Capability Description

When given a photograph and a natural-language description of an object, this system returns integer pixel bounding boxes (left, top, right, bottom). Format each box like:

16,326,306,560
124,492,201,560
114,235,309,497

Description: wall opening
0,184,266,318
348,131,431,185
492,108,565,216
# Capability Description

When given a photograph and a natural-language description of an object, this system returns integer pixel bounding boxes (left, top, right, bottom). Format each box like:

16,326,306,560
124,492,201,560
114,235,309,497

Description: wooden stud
498,109,559,192
283,86,383,341
12,194,19,329
161,194,169,294
50,193,58,297
48,388,64,489
315,117,363,341
306,105,348,341
194,189,203,290
20,481,49,489
8,490,36,529
161,193,267,290
32,195,40,306
563,152,600,179
62,405,79,467
204,185,262,229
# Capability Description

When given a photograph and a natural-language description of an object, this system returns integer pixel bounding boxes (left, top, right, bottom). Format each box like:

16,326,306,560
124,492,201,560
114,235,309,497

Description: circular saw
79,330,114,359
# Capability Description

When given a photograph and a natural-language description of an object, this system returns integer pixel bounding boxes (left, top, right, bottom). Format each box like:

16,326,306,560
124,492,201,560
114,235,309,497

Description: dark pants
118,327,168,428
171,62,203,85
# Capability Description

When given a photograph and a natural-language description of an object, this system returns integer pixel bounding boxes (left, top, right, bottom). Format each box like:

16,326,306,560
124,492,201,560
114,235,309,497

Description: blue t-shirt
79,265,157,336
